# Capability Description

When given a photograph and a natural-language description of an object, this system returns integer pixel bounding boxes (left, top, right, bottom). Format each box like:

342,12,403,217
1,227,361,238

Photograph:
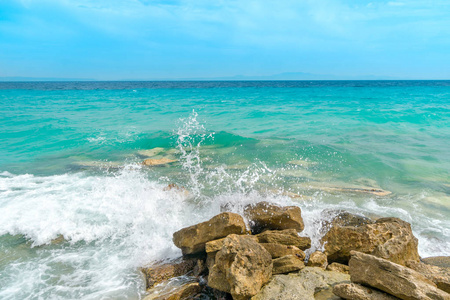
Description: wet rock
144,280,202,300
406,260,450,293
349,251,450,300
138,147,165,158
272,255,305,275
260,243,305,259
306,251,328,269
256,229,311,250
141,258,198,289
326,262,349,274
244,201,304,234
208,234,272,300
143,157,177,166
422,256,450,269
322,217,420,265
251,267,350,300
333,282,399,300
173,212,246,255
325,211,374,228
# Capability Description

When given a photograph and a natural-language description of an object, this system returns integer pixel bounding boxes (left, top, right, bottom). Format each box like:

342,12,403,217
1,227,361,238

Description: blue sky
0,0,449,80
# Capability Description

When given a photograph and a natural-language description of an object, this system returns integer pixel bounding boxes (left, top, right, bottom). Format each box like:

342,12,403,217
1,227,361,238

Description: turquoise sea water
0,81,449,299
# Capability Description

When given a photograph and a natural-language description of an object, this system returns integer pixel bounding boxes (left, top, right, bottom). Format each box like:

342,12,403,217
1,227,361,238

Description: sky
0,0,449,80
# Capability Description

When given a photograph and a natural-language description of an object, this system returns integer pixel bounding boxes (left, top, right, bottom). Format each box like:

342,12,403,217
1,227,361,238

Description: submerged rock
306,251,328,269
406,260,450,293
141,258,198,289
138,147,165,158
244,201,304,234
251,267,350,300
173,212,247,256
349,251,450,300
333,282,399,300
208,234,273,300
272,255,305,275
143,157,177,166
256,229,311,250
322,216,420,265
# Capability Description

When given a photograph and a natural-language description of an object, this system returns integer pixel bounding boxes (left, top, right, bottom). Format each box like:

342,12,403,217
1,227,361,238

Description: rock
325,211,374,228
406,260,450,293
244,201,304,234
144,279,202,300
326,262,350,274
256,229,311,250
208,234,272,300
260,243,305,259
141,258,198,289
272,255,305,275
173,212,246,255
333,282,399,300
143,157,177,166
322,217,420,265
206,235,258,253
422,256,450,269
138,147,165,157
251,267,350,300
307,251,328,269
349,251,450,300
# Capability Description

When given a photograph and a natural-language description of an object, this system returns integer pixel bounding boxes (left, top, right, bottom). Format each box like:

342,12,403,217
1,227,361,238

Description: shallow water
0,81,449,299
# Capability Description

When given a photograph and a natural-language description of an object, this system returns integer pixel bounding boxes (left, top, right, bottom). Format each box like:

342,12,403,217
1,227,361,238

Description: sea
0,80,449,299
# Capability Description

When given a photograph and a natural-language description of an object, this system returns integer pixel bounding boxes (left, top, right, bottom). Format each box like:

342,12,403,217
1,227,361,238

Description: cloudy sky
1,0,449,80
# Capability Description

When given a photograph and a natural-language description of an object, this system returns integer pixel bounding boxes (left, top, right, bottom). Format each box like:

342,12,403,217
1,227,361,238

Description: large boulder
141,258,198,289
144,282,202,300
173,212,246,255
406,260,450,293
244,202,304,234
272,255,305,275
349,251,450,300
333,282,399,300
322,217,420,265
260,243,305,259
251,267,350,300
208,234,273,300
256,229,311,250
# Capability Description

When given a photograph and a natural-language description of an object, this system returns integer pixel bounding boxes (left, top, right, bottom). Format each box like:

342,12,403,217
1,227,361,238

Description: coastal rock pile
141,202,450,300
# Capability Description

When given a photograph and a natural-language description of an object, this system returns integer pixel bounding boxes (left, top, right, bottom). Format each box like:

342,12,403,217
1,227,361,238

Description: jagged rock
141,258,198,289
206,235,258,253
208,234,272,300
256,229,311,250
307,251,328,269
423,256,450,269
324,211,374,228
406,260,450,293
326,262,349,274
251,267,350,300
244,202,304,234
272,255,305,275
260,243,305,259
173,212,246,255
322,217,420,265
349,251,450,300
143,157,177,166
333,282,399,300
144,280,202,300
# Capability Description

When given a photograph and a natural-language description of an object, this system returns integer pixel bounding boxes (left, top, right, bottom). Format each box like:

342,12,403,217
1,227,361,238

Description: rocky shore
140,201,450,300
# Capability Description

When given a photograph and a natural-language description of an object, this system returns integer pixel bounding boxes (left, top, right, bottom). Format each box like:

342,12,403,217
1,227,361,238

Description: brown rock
349,251,450,300
256,229,311,250
173,212,246,255
325,211,374,228
423,256,450,269
141,258,197,289
244,201,304,234
406,260,450,293
333,282,399,300
326,262,349,274
260,243,305,259
208,234,273,300
144,282,202,300
307,251,328,269
143,157,176,166
206,235,258,253
322,217,420,265
272,255,305,275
